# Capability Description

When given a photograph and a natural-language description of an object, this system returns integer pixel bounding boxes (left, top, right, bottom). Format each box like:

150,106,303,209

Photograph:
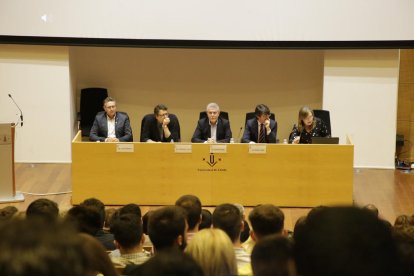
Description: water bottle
230,138,235,144
283,138,288,144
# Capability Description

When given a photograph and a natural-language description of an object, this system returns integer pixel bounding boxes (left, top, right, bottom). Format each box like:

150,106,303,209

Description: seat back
79,88,108,137
199,111,229,121
245,112,275,126
313,109,331,136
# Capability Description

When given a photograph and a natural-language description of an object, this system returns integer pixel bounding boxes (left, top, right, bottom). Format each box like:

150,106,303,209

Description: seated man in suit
89,97,133,142
140,104,180,142
191,102,232,143
241,104,277,143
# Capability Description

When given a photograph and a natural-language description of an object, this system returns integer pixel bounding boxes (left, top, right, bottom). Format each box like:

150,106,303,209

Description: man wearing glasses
141,104,180,142
241,104,277,144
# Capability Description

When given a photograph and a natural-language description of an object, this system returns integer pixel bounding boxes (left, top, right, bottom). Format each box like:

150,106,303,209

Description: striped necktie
259,123,266,143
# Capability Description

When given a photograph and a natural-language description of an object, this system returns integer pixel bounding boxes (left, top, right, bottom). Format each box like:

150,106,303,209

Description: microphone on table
8,93,24,127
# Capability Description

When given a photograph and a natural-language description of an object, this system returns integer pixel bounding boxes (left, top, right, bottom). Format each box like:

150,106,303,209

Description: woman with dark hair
289,106,330,144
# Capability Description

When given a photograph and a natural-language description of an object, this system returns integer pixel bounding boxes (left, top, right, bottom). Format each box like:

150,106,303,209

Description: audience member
363,203,379,217
191,102,232,143
251,234,297,276
394,214,414,229
242,104,277,143
26,198,59,221
294,206,399,276
186,228,238,276
125,248,203,276
89,96,133,142
119,203,142,218
0,206,18,221
393,225,414,276
234,203,251,243
148,206,187,252
213,203,251,275
199,209,212,230
243,204,285,253
0,219,88,276
109,214,150,266
80,197,116,250
175,194,202,242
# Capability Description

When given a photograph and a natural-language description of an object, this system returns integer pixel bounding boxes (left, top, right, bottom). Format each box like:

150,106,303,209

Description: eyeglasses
158,112,169,117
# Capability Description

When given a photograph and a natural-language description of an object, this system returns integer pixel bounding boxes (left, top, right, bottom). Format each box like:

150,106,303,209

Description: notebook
311,137,339,144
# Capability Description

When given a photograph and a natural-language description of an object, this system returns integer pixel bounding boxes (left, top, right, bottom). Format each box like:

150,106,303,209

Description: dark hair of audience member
142,210,153,235
294,206,399,276
0,218,88,276
130,248,203,276
0,206,18,222
249,204,285,239
240,219,251,243
199,209,212,230
148,206,187,251
393,226,414,276
394,215,414,229
80,197,105,228
251,234,296,276
212,203,242,243
65,205,102,236
26,198,59,221
111,213,143,250
119,203,142,219
175,194,202,231
78,233,118,276
363,204,379,217
104,207,117,230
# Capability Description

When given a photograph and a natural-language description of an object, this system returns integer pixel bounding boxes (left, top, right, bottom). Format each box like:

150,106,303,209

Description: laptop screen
311,137,339,144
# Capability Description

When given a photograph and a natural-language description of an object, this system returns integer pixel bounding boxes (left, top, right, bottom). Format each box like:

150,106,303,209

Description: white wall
323,50,400,168
0,45,72,163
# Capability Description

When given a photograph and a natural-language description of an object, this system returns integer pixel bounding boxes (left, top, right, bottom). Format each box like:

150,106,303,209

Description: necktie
259,123,266,143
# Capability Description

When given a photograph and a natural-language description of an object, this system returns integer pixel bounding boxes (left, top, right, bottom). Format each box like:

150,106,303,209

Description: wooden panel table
72,131,353,207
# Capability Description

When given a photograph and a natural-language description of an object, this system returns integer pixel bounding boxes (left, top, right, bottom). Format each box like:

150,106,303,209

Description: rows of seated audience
0,197,413,275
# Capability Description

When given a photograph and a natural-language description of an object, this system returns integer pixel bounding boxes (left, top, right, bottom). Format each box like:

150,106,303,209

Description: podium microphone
237,126,243,142
8,94,23,127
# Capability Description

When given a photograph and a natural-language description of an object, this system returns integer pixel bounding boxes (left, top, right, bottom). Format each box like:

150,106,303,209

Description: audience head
110,213,143,250
175,194,202,231
80,197,105,228
26,198,59,221
0,206,18,222
393,226,414,276
186,228,238,276
148,206,187,251
199,209,212,230
65,205,102,236
363,203,379,217
294,206,399,276
212,203,242,243
0,219,88,276
103,96,117,118
119,203,142,218
142,210,153,235
394,215,414,229
251,234,297,276
249,204,285,240
206,102,220,125
134,248,203,276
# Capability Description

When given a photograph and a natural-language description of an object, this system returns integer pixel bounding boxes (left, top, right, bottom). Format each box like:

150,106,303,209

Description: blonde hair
297,106,316,133
186,228,237,276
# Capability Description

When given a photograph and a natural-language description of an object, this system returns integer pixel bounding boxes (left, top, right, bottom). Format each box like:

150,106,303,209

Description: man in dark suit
191,102,232,143
241,104,277,143
140,104,180,142
89,97,133,142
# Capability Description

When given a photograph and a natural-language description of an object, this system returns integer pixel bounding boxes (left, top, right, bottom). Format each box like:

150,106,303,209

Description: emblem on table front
203,153,221,167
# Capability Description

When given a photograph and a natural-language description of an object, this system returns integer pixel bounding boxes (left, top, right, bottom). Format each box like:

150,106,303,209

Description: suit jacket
140,114,180,142
241,118,277,143
191,117,232,143
89,111,133,142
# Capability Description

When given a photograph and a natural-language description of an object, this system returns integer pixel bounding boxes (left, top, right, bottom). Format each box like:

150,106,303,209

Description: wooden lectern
0,123,24,202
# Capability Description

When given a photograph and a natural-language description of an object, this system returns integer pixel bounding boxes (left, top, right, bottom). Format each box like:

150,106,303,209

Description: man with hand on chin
140,104,180,143
89,97,133,142
241,104,277,144
191,102,232,143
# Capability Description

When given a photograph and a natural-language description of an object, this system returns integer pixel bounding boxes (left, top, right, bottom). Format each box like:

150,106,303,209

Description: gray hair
206,102,220,111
